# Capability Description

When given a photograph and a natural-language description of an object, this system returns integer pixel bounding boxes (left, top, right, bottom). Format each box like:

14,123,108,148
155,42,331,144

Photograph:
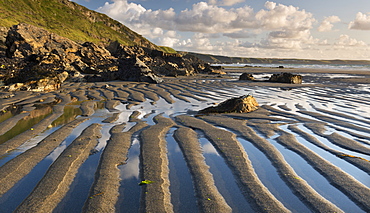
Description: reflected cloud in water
46,141,67,162
202,142,219,156
120,138,140,181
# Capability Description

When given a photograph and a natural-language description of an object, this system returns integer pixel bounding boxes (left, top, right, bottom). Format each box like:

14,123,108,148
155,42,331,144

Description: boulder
199,95,259,114
269,72,302,84
208,65,225,75
239,73,255,81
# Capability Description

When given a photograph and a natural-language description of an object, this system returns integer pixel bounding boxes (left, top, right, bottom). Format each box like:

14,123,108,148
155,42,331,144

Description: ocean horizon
214,63,370,71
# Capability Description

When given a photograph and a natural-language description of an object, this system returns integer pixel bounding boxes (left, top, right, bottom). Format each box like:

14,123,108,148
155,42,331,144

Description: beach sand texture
0,68,369,212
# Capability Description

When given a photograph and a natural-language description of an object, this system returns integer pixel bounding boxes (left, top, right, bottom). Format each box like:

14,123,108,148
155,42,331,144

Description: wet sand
0,67,369,212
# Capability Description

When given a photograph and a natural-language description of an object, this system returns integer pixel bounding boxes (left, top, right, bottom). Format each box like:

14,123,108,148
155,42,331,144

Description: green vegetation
159,46,177,54
0,0,168,51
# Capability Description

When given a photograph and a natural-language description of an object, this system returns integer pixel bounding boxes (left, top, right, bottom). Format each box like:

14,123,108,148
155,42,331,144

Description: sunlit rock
199,95,259,114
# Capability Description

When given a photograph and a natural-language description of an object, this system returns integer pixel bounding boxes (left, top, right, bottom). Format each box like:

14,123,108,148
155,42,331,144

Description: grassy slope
159,46,177,54
0,0,160,50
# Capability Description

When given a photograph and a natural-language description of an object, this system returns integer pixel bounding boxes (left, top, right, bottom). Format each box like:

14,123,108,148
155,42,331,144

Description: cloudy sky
72,0,370,60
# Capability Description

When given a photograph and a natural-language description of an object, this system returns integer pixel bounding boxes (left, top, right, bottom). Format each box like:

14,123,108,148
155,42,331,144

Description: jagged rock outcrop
269,72,302,84
117,57,163,83
199,95,259,114
239,73,255,81
0,23,217,91
108,42,213,77
5,23,118,76
1,23,166,90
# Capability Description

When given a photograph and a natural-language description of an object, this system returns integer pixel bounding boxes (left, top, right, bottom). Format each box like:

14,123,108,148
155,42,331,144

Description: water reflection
167,128,198,213
120,138,140,180
265,133,364,213
198,133,254,212
237,137,310,212
116,135,141,213
50,105,82,127
281,124,370,187
0,110,52,144
201,142,219,156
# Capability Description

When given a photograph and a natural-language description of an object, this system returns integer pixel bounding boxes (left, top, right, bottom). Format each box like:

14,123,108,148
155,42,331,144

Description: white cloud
96,0,370,59
335,34,367,47
349,12,370,30
255,2,315,31
318,16,341,32
155,31,180,48
98,0,315,35
223,30,256,38
146,28,180,47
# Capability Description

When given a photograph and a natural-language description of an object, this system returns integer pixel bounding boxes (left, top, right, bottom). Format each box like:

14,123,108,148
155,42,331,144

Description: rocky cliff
0,24,212,91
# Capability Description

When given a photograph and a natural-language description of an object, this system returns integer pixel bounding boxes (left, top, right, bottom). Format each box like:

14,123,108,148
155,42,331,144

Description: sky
71,0,370,60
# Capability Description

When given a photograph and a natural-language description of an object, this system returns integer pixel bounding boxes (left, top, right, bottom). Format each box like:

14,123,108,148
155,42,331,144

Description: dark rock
117,57,163,83
199,95,259,114
210,65,222,70
269,72,302,84
109,44,212,77
239,73,255,81
208,65,225,75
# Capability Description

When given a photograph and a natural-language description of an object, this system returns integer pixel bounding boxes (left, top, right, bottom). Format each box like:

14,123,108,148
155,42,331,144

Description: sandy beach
0,67,369,212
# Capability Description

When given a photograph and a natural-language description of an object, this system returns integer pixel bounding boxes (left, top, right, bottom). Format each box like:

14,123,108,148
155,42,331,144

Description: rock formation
116,57,163,83
199,95,259,114
269,72,302,84
0,23,213,91
239,73,255,81
108,42,213,77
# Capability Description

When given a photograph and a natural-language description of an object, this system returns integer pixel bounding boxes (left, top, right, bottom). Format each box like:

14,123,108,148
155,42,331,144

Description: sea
213,63,370,71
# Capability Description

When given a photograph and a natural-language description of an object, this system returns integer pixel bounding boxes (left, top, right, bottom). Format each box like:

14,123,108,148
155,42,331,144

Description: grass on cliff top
159,46,177,54
0,0,163,51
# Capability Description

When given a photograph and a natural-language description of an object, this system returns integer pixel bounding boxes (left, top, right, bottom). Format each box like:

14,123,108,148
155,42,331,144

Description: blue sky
72,0,370,60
